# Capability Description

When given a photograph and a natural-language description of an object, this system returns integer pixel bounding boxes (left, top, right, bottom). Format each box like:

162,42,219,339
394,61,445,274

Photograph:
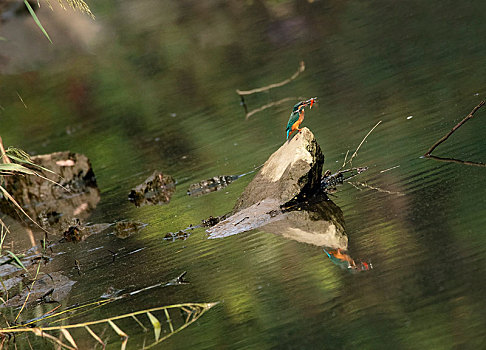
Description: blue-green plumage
286,109,301,139
285,98,318,140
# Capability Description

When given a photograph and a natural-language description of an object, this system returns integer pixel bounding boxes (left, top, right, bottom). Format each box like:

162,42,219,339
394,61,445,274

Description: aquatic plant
0,302,218,349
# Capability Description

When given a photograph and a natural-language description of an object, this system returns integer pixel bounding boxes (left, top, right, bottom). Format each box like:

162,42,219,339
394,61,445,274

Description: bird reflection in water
323,248,372,272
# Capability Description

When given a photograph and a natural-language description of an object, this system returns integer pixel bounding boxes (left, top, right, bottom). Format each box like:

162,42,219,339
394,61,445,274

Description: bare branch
339,121,382,171
424,100,485,156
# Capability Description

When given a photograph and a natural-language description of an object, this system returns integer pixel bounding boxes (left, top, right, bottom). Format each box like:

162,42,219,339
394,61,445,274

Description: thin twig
347,181,362,191
16,92,27,109
0,186,50,235
0,219,10,254
339,121,382,171
26,228,37,251
236,61,305,96
424,100,485,156
348,181,404,196
380,165,400,173
341,150,349,169
349,121,382,164
14,262,42,323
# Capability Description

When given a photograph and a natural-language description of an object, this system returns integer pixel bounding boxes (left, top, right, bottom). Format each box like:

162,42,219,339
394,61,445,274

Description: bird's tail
286,129,290,140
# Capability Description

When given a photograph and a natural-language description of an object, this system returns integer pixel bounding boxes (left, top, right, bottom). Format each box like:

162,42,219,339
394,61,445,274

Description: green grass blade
7,154,57,175
0,162,68,192
5,147,59,176
24,0,53,43
5,250,28,272
0,162,36,176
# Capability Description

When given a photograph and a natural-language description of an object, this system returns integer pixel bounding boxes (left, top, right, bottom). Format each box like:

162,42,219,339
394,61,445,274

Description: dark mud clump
113,221,147,239
128,171,175,207
187,175,239,197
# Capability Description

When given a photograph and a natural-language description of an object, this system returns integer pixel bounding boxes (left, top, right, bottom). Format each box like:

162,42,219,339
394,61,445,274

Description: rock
207,128,348,250
1,272,76,308
233,127,323,212
0,151,100,230
207,199,281,239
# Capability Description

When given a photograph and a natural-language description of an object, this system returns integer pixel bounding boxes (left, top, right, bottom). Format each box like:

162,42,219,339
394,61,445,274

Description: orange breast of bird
291,112,305,133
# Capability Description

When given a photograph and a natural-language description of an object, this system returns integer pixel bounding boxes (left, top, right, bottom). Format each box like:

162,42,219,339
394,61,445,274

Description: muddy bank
0,151,99,231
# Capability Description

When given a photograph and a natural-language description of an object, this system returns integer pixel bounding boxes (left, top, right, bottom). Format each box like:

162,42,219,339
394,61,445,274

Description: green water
1,1,486,348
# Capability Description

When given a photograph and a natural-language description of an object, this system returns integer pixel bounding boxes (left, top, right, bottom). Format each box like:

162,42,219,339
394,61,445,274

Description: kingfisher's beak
302,97,318,109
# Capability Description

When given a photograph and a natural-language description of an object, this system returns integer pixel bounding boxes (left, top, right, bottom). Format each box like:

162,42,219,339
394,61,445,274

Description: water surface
1,1,486,348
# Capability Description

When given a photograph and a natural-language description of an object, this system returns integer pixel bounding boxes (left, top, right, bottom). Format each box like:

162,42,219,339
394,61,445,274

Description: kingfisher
286,97,318,140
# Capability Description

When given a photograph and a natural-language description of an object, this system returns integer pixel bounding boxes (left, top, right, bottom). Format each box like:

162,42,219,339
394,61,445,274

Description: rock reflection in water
266,198,347,249
208,196,371,271
207,196,347,250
